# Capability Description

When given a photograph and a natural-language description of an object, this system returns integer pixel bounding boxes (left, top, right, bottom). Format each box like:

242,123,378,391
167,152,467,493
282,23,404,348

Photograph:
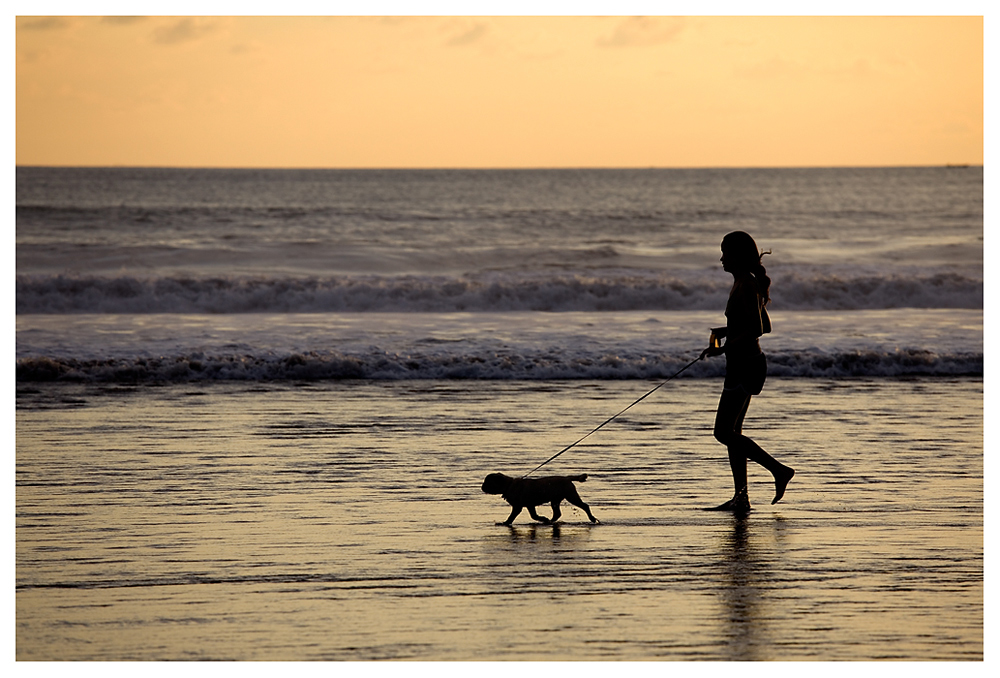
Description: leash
522,352,706,477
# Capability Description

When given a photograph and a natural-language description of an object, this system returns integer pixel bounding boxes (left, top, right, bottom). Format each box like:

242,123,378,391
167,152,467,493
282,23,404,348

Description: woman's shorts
724,351,767,396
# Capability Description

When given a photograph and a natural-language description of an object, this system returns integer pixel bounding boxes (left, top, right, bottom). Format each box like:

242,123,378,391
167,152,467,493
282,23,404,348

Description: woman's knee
715,390,749,445
714,408,741,445
714,423,735,445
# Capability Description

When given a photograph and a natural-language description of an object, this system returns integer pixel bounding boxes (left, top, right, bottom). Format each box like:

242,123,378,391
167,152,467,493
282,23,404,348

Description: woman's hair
722,231,771,305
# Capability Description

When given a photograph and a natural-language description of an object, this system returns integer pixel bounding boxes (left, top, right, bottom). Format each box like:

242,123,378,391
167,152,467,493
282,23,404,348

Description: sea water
15,167,983,660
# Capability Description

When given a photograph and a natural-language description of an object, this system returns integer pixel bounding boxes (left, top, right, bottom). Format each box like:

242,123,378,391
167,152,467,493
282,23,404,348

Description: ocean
15,166,983,660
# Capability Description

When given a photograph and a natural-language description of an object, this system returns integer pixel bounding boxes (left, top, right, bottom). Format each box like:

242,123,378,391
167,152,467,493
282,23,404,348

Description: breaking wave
15,347,983,383
15,270,983,314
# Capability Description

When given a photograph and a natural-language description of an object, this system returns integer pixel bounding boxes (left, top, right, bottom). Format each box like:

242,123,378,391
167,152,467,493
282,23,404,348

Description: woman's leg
714,387,794,503
714,387,752,494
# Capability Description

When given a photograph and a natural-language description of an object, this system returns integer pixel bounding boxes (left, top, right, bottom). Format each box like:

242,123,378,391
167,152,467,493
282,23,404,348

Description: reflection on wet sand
718,515,769,661
505,523,563,542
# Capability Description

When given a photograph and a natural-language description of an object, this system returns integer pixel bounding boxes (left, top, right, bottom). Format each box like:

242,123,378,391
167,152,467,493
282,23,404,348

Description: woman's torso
725,272,769,357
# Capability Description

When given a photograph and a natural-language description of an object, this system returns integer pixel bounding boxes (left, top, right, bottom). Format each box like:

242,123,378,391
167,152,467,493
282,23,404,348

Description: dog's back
503,474,584,506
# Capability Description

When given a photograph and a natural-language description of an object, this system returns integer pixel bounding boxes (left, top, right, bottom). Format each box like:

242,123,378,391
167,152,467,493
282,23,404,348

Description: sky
15,13,984,169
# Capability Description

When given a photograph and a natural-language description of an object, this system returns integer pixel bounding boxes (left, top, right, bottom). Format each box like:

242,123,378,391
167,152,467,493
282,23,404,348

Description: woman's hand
700,345,725,360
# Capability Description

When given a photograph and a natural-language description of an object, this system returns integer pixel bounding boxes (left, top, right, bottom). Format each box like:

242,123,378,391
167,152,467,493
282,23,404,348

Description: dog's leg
549,501,562,523
566,488,599,523
527,506,551,524
502,505,522,526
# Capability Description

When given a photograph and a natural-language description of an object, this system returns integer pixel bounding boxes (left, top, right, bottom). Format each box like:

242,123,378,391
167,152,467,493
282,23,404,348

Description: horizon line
14,163,983,171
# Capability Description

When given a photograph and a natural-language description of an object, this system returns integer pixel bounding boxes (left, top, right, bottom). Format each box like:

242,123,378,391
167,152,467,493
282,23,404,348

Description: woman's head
721,231,771,304
721,231,761,271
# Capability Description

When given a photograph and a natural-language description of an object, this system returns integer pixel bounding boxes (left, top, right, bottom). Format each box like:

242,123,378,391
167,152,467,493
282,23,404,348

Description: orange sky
15,15,984,168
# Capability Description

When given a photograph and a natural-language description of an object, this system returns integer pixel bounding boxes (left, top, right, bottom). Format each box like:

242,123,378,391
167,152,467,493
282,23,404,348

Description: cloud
102,17,146,26
18,17,71,31
152,18,217,46
445,22,488,47
598,17,684,48
375,17,412,27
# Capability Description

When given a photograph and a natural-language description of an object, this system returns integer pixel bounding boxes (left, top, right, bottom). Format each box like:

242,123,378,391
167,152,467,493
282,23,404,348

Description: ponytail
753,254,771,306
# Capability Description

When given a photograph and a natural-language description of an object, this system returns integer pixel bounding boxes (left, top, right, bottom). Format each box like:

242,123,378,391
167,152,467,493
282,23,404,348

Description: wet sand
15,378,983,660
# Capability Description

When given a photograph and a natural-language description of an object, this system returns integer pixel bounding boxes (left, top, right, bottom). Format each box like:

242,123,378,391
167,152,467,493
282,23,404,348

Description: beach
16,377,982,660
15,166,983,660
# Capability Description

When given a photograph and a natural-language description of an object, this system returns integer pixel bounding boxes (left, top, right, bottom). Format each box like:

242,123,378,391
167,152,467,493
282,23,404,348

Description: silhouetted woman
702,231,794,512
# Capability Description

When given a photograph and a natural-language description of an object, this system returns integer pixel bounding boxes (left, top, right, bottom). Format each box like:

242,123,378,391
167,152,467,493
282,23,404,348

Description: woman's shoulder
730,272,757,297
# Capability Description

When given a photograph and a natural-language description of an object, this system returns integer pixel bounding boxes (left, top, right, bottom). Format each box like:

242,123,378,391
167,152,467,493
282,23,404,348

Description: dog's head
482,472,514,495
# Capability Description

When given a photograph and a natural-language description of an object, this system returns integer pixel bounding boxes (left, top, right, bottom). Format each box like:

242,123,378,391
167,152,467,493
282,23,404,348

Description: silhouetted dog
481,472,599,526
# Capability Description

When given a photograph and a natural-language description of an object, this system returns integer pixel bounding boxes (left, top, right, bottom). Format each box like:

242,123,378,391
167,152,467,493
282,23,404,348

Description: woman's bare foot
707,487,751,513
772,466,794,504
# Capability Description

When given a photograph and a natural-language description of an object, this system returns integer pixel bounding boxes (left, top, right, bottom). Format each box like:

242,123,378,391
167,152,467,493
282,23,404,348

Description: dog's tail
570,473,588,483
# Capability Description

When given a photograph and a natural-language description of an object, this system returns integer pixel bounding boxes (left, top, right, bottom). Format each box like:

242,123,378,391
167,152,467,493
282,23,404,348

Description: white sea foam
15,310,983,383
13,347,983,383
14,270,983,314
